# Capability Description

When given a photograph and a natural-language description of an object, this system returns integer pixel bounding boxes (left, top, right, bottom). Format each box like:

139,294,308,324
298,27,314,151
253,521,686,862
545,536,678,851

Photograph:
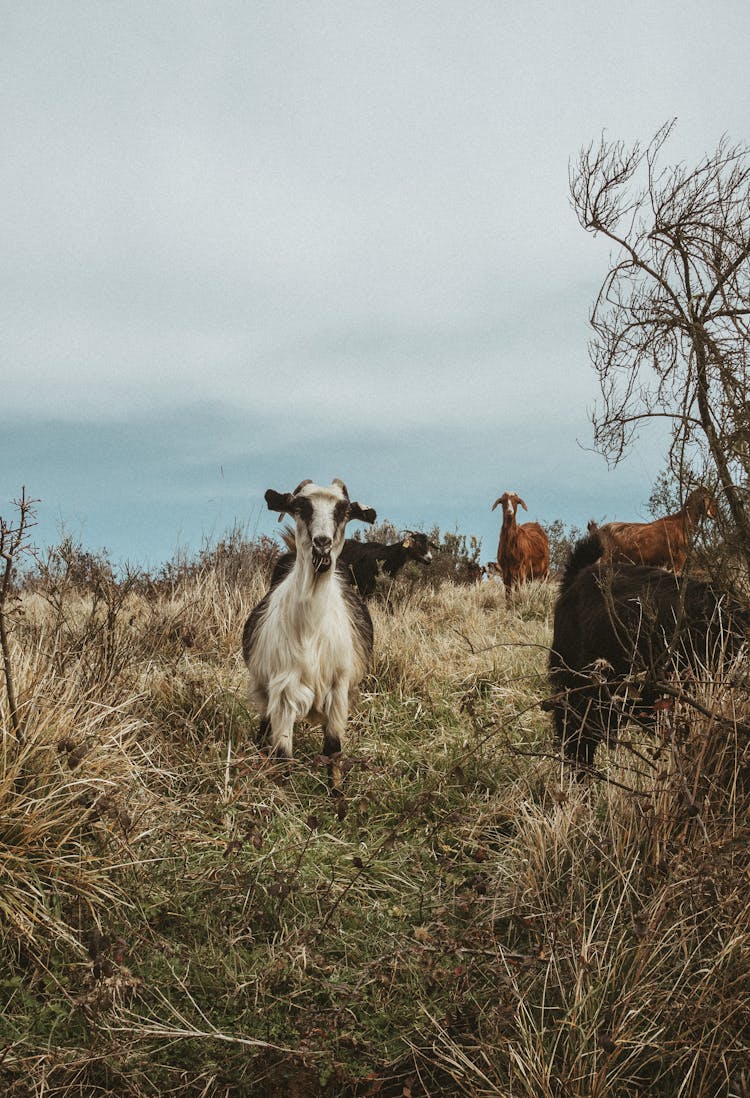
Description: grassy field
0,539,748,1097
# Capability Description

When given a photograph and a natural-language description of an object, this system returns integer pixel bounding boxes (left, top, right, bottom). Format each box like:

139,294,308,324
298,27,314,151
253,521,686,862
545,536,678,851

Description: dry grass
0,541,748,1097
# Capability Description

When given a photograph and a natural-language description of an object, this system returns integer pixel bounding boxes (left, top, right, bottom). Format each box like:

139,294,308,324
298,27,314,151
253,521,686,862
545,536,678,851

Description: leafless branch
571,124,750,571
0,488,38,742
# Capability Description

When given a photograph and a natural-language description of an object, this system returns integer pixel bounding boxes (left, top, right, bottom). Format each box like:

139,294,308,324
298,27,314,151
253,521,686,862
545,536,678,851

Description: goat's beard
311,547,332,574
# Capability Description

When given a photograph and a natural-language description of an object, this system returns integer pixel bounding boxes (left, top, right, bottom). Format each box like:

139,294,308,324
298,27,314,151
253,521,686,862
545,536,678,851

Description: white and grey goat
242,479,376,793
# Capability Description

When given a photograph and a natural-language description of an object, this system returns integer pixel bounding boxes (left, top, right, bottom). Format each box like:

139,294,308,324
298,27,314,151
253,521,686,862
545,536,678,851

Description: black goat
338,531,433,598
269,530,433,598
464,560,486,585
546,532,748,767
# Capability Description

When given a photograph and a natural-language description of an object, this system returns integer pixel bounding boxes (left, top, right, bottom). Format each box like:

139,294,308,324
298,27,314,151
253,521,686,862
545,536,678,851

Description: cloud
1,1,746,559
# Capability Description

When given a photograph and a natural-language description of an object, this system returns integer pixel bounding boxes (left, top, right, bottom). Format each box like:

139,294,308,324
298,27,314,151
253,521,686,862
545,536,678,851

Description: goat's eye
294,498,313,523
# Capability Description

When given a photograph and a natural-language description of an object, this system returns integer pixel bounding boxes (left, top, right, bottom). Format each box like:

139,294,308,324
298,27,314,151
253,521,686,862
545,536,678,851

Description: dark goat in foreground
546,531,748,767
597,487,716,571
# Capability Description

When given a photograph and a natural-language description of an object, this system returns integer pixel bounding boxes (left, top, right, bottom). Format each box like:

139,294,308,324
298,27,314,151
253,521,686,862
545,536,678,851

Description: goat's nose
313,535,332,551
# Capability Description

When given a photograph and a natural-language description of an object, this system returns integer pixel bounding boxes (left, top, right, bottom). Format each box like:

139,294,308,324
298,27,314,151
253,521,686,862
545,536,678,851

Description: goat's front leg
323,682,349,797
265,697,297,762
265,679,313,763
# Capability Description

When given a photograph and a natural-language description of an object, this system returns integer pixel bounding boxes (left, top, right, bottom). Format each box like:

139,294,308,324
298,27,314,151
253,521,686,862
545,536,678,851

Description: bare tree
1,488,37,742
571,121,750,569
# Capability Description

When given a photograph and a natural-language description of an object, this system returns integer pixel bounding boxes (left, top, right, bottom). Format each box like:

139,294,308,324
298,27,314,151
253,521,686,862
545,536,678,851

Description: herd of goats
242,479,744,792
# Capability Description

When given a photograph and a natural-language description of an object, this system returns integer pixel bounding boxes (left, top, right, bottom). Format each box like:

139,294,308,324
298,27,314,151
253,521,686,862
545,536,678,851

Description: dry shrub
150,524,279,594
0,688,148,961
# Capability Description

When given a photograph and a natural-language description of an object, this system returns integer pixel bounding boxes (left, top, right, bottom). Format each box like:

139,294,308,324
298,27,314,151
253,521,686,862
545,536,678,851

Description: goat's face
402,531,433,565
265,479,376,575
686,488,718,521
491,492,528,521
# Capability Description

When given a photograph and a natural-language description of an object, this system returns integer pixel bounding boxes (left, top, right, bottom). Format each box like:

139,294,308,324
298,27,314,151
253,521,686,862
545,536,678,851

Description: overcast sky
2,1,749,564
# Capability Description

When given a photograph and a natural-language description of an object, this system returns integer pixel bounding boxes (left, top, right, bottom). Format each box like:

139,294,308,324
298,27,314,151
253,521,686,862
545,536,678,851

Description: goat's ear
265,488,295,514
516,496,528,511
402,535,413,549
349,502,376,524
491,497,503,511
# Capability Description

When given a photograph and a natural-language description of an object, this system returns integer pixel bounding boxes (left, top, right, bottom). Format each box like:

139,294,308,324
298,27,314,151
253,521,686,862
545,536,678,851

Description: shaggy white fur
242,480,375,792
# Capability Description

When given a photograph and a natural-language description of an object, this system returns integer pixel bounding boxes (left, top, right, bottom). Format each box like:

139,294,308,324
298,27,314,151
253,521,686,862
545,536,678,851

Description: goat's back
548,548,747,765
338,539,378,566
596,491,715,569
597,515,688,569
553,561,744,676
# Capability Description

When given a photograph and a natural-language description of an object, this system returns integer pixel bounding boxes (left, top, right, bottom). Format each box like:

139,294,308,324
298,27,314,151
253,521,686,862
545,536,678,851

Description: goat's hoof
325,753,344,796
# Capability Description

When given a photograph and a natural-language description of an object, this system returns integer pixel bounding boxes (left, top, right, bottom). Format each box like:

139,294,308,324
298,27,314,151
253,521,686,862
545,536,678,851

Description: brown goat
491,491,550,597
597,488,716,571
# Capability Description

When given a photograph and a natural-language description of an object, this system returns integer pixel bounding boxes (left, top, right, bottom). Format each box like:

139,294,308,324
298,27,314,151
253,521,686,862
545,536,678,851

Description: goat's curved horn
292,479,313,495
332,478,350,497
